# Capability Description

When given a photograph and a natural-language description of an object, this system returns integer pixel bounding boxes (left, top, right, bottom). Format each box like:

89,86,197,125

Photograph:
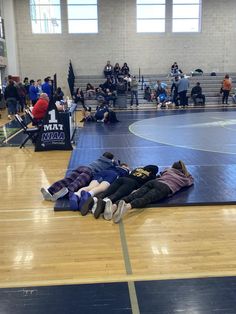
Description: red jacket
32,98,49,120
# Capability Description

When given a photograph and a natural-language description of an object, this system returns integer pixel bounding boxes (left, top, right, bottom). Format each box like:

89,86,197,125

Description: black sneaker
80,196,94,216
94,199,106,219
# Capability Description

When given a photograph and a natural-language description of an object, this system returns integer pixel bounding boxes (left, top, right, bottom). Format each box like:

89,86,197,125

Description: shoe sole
80,197,94,216
113,200,125,223
41,188,53,201
94,199,106,219
104,199,113,220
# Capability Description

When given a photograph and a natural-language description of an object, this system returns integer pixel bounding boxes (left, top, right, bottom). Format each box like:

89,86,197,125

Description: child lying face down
111,160,194,223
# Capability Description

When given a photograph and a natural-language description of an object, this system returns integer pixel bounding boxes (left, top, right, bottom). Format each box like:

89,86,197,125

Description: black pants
97,177,139,203
179,90,188,106
123,180,171,208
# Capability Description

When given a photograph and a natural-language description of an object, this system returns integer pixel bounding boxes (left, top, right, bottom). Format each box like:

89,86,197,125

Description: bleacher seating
74,73,236,109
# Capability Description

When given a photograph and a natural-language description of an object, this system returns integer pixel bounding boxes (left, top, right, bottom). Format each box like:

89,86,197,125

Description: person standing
178,75,190,107
221,74,232,105
4,79,19,119
130,76,139,109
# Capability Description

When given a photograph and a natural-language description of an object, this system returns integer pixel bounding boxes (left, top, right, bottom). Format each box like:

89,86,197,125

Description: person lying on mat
68,163,130,212
111,160,194,224
80,164,159,219
40,152,119,202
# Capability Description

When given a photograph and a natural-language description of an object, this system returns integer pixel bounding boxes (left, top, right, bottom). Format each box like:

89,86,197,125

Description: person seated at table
191,82,205,105
53,87,64,102
68,163,130,212
40,152,119,201
32,93,49,122
112,160,194,223
80,164,159,219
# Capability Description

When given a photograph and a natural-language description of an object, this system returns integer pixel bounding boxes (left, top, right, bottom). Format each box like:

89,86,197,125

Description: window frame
67,1,98,34
172,0,202,33
136,0,166,33
29,0,62,34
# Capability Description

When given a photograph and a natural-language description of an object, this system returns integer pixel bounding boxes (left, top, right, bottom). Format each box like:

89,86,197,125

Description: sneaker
52,187,69,201
113,200,128,224
94,199,106,219
78,191,91,211
80,196,94,216
136,105,139,110
41,187,53,201
69,193,80,211
130,105,133,109
103,199,113,220
91,198,98,214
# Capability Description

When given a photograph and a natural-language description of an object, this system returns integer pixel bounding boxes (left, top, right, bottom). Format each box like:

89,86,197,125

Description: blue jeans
6,98,17,115
131,90,138,106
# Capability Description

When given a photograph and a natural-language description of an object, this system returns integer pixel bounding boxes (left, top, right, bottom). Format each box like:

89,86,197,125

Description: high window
137,0,166,33
172,0,201,32
29,0,61,34
67,0,98,34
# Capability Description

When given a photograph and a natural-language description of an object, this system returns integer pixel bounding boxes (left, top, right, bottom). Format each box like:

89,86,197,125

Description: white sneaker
104,199,113,220
113,200,128,223
52,187,69,201
40,187,53,201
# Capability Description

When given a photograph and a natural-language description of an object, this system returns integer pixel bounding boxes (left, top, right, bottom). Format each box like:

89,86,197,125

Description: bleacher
74,73,236,109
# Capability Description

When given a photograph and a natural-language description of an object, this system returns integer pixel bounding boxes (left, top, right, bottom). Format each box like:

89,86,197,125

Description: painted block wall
11,0,236,93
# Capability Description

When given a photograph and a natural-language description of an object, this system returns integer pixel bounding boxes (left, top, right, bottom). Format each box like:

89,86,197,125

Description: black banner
35,100,73,152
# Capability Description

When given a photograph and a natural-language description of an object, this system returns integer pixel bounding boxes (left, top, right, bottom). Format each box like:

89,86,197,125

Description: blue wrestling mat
54,109,236,210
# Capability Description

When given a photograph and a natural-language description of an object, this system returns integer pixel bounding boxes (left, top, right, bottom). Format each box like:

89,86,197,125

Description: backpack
107,111,119,123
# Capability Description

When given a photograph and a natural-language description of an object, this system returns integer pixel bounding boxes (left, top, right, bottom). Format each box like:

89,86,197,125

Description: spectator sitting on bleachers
170,62,182,77
121,62,130,76
103,61,113,78
155,80,167,105
114,63,121,81
85,83,96,99
100,77,116,93
73,87,84,105
95,87,106,101
104,88,116,107
191,82,205,105
144,85,152,102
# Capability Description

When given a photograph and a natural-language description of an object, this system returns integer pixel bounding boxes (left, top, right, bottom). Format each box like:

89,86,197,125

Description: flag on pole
67,60,75,96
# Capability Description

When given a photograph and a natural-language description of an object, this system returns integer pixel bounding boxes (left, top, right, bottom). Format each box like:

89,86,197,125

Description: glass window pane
30,0,60,4
68,0,97,4
137,19,165,32
137,5,165,18
68,20,98,33
30,5,61,19
31,19,61,33
173,4,199,18
68,5,97,19
172,19,199,32
173,0,200,3
137,0,165,4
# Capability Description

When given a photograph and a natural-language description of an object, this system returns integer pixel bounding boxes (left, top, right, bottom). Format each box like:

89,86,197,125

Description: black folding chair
14,114,39,148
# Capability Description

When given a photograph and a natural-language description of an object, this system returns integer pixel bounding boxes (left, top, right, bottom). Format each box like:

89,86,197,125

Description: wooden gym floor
1,108,236,313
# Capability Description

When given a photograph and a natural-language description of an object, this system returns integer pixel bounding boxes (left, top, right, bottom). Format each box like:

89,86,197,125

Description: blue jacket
29,85,39,101
89,156,116,174
42,82,52,97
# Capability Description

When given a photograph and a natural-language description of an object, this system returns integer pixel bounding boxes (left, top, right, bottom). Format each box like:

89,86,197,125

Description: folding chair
14,114,39,148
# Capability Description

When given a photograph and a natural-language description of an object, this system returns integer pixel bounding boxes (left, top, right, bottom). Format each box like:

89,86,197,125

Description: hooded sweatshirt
157,168,194,194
